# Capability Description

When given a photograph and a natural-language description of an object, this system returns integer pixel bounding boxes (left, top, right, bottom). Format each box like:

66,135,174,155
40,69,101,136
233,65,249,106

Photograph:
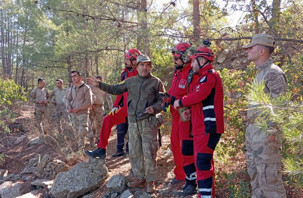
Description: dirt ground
0,102,302,198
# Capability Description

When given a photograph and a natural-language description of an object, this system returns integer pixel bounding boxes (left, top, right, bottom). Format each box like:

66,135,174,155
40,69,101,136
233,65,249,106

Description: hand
181,109,191,121
108,107,119,115
86,77,99,86
145,106,154,114
173,99,180,109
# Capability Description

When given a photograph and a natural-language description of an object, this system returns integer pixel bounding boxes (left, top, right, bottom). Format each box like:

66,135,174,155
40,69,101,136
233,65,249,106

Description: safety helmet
125,49,141,60
171,42,191,63
136,54,151,65
189,41,214,62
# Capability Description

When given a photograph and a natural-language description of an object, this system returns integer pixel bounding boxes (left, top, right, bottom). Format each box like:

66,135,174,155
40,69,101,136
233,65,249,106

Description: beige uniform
64,83,94,149
246,59,287,198
29,86,49,135
49,88,70,133
89,86,113,141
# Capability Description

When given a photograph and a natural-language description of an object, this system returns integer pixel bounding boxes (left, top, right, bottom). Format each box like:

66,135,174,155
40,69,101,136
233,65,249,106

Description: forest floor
0,102,302,197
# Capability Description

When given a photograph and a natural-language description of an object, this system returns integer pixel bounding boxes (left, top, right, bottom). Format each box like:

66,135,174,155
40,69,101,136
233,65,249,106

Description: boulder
106,175,126,193
31,179,54,189
120,189,133,198
50,157,108,198
0,181,34,198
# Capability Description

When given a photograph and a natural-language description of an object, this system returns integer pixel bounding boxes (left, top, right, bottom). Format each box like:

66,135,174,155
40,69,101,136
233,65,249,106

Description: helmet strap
198,58,209,69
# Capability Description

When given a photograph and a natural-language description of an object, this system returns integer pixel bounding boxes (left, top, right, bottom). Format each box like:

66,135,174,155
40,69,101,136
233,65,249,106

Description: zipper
135,77,144,119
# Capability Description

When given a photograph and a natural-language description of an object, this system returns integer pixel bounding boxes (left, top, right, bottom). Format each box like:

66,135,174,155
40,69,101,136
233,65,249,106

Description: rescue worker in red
85,49,141,159
174,41,224,197
167,42,196,192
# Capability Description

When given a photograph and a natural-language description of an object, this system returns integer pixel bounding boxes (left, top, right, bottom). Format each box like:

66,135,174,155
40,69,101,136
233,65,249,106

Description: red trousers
194,132,221,198
170,107,194,181
97,107,127,149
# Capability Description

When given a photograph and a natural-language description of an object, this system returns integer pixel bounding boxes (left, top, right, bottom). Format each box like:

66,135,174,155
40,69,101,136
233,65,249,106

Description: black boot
176,183,197,196
112,151,126,157
85,148,106,159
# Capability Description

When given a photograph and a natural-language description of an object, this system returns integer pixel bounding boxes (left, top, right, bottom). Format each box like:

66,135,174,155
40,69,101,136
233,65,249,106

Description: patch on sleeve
200,76,207,83
178,79,187,89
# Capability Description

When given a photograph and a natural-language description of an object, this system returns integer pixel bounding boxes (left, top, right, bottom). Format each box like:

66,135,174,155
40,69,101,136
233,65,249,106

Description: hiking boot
177,183,197,196
112,151,125,157
127,178,146,188
146,181,155,193
85,148,106,159
171,178,184,185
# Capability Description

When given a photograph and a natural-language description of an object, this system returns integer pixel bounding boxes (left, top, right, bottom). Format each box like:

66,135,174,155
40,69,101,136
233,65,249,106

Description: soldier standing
64,71,94,150
243,34,287,198
86,55,165,193
49,79,70,134
89,75,113,146
30,78,49,138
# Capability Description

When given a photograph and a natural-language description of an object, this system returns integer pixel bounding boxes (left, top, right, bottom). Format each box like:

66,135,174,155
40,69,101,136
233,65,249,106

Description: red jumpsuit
179,64,224,198
168,63,195,181
97,68,137,149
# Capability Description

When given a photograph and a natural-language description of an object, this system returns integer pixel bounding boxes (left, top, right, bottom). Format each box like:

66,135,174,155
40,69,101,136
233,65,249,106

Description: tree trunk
137,0,150,56
0,9,7,78
95,55,99,76
193,0,201,42
14,29,19,83
271,0,281,34
251,0,260,34
67,56,72,84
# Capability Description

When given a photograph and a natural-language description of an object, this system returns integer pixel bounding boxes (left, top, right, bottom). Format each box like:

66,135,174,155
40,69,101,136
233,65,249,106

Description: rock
0,181,34,198
231,59,241,69
217,49,229,64
110,192,119,198
101,191,111,198
29,137,43,146
34,154,51,178
120,189,133,198
14,135,27,145
31,179,54,189
50,157,108,198
0,169,8,180
136,191,152,198
21,155,39,174
15,189,43,198
106,175,126,193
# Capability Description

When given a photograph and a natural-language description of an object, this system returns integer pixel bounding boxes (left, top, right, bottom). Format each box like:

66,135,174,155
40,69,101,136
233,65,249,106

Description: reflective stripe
203,105,214,110
204,117,216,121
185,172,197,181
200,196,211,198
199,188,212,192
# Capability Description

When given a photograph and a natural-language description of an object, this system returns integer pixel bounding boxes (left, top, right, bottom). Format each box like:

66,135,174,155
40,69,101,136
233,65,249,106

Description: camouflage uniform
64,83,94,149
29,86,49,135
49,88,70,133
89,86,113,142
246,59,287,198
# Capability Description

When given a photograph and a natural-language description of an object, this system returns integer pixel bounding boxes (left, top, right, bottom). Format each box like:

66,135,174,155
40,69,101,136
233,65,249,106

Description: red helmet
125,49,141,60
190,46,214,62
171,42,191,63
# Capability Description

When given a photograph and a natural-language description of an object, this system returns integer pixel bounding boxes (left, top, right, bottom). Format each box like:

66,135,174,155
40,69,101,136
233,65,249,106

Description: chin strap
198,60,210,69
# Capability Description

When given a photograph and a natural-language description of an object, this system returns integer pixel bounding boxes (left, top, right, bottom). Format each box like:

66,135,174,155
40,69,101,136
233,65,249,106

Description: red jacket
179,64,224,134
113,68,138,108
168,62,192,100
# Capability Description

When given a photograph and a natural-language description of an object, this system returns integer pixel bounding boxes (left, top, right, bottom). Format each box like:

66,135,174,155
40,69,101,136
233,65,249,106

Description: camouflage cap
243,34,275,49
136,54,151,65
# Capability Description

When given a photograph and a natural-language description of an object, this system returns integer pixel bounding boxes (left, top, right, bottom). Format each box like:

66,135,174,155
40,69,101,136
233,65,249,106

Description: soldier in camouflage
64,71,94,150
89,75,113,146
49,79,70,133
30,78,49,137
243,34,287,198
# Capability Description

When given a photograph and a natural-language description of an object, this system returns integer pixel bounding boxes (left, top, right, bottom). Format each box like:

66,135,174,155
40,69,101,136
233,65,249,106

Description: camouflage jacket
30,86,49,107
49,88,68,105
247,59,287,122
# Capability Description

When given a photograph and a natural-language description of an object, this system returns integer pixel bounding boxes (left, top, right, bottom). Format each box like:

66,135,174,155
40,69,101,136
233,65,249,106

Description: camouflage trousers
34,105,49,135
128,116,158,182
71,113,89,149
89,105,104,139
55,104,71,133
245,124,286,198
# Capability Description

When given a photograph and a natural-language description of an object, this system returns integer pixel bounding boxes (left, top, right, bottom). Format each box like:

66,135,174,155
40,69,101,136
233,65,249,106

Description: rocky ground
0,102,301,198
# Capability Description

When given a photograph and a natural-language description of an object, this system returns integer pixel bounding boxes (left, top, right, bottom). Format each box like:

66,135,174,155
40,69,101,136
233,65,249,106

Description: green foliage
0,78,26,133
0,154,5,165
248,82,303,189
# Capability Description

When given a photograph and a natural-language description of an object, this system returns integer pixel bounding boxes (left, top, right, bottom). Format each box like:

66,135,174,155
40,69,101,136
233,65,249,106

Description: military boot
146,181,155,193
127,178,146,188
85,148,106,159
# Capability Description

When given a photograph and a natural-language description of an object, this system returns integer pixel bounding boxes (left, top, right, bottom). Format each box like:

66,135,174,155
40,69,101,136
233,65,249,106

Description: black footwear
171,178,184,185
112,151,125,157
177,183,197,196
85,148,106,159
